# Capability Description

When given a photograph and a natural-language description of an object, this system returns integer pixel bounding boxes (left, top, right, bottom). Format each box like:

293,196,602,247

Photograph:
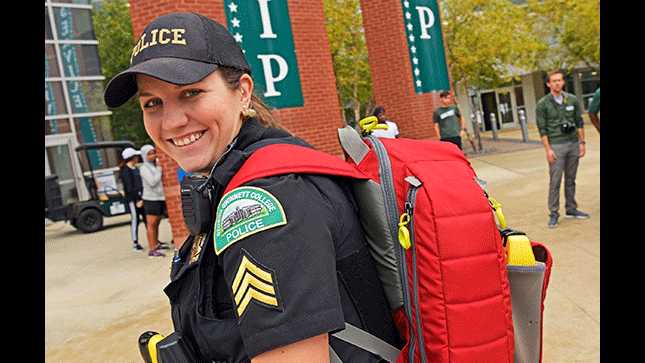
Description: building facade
45,0,115,204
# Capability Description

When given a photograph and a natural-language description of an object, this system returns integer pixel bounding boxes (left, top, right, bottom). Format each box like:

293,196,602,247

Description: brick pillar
128,0,343,247
360,0,447,140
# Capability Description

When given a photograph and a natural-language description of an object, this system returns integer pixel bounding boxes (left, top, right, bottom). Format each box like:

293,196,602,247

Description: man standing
536,70,590,228
588,87,600,133
433,91,466,149
371,106,400,139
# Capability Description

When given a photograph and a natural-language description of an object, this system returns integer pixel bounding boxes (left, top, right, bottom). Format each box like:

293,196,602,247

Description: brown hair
218,66,285,130
439,91,451,98
547,69,565,82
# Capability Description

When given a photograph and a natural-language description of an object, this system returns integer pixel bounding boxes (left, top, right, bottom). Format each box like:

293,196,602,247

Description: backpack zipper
367,136,416,361
403,176,427,363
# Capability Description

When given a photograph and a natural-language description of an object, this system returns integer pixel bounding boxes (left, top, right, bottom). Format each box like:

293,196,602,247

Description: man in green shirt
588,87,600,133
536,70,590,228
433,91,466,150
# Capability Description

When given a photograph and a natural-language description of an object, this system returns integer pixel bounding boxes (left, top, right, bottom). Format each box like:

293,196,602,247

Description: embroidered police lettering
172,28,187,44
257,0,277,39
158,29,171,44
149,29,159,46
416,6,435,40
257,54,289,97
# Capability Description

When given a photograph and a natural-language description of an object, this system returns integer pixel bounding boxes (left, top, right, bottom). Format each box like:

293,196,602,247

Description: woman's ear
239,73,254,106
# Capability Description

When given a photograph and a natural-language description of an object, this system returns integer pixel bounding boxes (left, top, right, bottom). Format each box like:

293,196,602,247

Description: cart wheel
77,208,103,233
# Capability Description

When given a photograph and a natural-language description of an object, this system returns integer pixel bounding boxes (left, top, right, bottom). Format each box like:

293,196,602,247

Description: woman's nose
162,105,189,131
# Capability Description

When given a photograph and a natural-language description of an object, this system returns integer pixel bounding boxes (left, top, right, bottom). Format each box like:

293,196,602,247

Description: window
75,116,116,170
45,45,60,78
45,81,68,116
53,0,92,4
66,80,108,113
59,44,101,77
45,119,72,135
46,8,53,40
579,70,600,110
53,7,95,40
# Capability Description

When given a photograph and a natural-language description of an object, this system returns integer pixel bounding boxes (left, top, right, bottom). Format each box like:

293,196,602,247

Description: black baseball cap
104,12,250,108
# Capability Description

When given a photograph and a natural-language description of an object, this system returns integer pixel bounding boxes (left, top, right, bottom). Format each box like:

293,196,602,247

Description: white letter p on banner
257,54,289,97
416,6,435,39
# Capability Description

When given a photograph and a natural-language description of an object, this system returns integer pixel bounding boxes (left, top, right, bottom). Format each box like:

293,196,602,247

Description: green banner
401,0,450,93
224,0,304,108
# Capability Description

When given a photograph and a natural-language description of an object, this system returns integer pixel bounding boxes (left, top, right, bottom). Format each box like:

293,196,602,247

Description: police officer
104,12,400,362
536,70,590,228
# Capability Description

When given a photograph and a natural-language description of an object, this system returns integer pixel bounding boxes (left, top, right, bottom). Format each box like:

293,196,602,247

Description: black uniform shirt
168,119,399,361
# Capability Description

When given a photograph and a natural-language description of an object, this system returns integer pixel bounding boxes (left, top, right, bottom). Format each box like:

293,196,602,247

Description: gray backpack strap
329,346,343,363
332,323,400,363
338,126,369,165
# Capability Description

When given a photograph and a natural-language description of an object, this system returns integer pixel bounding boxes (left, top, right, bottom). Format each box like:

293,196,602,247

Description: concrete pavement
45,127,600,362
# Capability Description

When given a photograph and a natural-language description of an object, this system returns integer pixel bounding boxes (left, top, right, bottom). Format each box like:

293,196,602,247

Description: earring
241,106,257,119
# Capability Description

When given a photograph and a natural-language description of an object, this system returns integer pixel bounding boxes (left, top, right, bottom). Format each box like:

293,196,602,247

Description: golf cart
45,141,136,233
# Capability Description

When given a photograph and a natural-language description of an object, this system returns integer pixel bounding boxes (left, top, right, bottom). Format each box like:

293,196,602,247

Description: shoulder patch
214,186,287,255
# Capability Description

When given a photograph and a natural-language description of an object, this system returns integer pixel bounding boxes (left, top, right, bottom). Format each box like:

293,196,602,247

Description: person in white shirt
370,106,400,139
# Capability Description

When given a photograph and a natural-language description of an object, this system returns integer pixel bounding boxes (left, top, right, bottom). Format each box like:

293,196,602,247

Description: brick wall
359,0,445,140
128,0,344,247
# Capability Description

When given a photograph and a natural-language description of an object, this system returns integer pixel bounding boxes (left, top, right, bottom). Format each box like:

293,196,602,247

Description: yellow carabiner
398,213,411,249
359,115,388,134
488,197,507,229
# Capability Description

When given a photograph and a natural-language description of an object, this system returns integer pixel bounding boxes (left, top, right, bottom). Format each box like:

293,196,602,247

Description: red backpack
223,126,552,363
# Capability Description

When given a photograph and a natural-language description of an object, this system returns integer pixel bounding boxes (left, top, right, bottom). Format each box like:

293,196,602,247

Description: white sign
94,171,118,193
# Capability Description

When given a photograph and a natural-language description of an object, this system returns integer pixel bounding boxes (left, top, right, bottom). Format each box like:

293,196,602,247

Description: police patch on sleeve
214,186,287,255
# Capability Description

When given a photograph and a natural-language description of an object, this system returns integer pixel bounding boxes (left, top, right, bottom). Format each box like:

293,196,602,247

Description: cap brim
104,57,218,108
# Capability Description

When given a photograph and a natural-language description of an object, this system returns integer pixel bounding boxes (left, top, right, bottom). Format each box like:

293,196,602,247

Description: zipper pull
398,213,411,250
398,176,422,249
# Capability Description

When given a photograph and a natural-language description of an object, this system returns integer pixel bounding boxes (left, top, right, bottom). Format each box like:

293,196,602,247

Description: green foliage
323,0,373,125
94,0,150,146
441,0,546,89
526,0,600,71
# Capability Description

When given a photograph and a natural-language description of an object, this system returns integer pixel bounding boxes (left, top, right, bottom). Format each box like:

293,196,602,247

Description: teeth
172,131,204,147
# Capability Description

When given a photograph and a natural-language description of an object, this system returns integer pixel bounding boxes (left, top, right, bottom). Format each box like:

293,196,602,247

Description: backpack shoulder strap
223,143,368,194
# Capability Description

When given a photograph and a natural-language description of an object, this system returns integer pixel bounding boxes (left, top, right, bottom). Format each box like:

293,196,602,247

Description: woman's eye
183,89,202,98
143,98,161,108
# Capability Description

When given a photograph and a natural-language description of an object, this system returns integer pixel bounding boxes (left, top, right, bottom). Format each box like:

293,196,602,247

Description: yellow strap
506,234,536,266
488,196,507,229
359,116,388,134
147,333,165,363
398,213,411,250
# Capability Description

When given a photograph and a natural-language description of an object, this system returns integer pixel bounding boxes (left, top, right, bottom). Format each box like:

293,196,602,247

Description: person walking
120,147,146,250
536,70,590,228
588,87,600,133
432,91,466,149
139,144,170,257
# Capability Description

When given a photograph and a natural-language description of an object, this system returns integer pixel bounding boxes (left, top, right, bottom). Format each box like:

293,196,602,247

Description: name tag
566,105,574,111
440,110,455,119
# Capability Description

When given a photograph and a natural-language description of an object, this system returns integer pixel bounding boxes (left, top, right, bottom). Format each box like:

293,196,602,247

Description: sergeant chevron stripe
232,251,281,317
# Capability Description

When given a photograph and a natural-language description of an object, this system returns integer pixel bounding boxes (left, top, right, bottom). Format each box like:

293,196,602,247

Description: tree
440,0,546,89
526,0,600,71
94,0,151,146
323,0,373,126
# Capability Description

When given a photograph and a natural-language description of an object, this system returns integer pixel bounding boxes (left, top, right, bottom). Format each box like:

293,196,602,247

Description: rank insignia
214,186,287,255
231,249,282,318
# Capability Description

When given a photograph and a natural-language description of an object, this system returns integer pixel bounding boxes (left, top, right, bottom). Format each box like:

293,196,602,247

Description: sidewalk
45,127,599,362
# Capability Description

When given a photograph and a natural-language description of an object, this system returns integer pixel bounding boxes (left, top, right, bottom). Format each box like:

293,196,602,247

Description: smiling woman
103,11,400,363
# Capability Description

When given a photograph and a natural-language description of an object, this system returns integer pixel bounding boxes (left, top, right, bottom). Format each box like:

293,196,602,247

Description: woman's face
146,149,156,162
137,70,253,174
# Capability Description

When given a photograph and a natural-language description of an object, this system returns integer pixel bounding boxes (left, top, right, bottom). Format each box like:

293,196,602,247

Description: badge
214,186,287,255
566,105,574,111
190,233,207,264
231,249,282,319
